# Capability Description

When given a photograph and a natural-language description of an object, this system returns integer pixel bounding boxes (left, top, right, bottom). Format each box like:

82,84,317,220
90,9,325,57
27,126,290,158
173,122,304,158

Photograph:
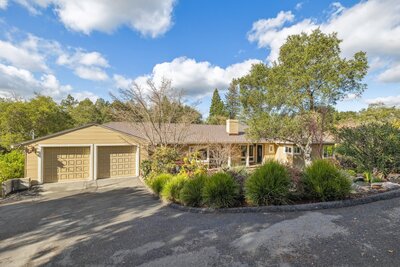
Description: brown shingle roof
104,122,336,145
103,121,253,144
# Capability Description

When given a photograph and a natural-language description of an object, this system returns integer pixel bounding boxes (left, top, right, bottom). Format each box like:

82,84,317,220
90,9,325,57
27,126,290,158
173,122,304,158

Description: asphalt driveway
1,178,400,267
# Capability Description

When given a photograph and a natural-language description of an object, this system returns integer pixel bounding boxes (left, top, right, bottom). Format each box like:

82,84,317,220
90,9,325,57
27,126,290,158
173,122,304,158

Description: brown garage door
43,147,91,183
97,146,136,179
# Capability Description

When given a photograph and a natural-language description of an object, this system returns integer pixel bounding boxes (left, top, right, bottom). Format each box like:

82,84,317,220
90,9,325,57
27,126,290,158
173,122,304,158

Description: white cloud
117,57,261,97
0,63,73,100
74,66,108,81
39,73,72,98
113,74,132,89
377,63,400,83
248,0,400,82
366,95,400,107
57,50,109,81
248,11,315,62
343,93,358,101
0,39,48,72
13,0,176,37
295,2,303,11
71,91,99,102
57,51,108,67
0,0,7,9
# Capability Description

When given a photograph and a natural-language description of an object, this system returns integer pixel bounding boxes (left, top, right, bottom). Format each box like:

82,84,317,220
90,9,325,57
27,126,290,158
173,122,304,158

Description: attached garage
43,146,91,183
96,145,136,179
22,124,146,184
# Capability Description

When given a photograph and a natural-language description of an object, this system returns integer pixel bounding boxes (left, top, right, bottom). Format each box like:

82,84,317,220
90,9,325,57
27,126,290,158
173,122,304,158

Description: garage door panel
97,146,136,179
43,147,90,183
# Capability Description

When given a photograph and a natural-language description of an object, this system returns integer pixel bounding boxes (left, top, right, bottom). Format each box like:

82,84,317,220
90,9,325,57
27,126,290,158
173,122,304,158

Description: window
240,145,255,163
323,145,334,158
284,146,292,154
240,145,247,163
189,146,208,161
293,146,301,155
269,144,274,153
249,145,254,162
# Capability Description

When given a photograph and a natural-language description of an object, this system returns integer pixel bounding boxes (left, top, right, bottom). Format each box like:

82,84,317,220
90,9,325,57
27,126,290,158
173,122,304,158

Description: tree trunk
303,136,313,167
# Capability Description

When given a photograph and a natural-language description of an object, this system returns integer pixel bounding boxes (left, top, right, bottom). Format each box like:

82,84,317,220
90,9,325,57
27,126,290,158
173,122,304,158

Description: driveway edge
167,189,400,213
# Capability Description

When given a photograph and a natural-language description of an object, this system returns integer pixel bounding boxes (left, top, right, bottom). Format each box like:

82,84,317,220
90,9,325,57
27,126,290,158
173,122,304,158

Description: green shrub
180,174,207,207
140,159,153,178
0,150,24,183
302,160,351,201
161,174,188,202
245,161,291,206
151,147,179,174
202,172,239,208
148,173,173,195
336,123,400,176
345,169,357,177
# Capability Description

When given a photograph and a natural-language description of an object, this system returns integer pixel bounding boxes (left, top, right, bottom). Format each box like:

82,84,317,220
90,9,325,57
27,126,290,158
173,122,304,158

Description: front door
256,145,263,164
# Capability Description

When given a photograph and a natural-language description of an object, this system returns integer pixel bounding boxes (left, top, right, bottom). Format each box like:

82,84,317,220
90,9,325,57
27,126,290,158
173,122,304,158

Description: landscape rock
387,174,400,184
382,182,400,190
371,183,383,190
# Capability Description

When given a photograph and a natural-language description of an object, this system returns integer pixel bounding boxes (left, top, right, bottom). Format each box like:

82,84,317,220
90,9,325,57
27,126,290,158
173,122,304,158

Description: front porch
187,143,277,169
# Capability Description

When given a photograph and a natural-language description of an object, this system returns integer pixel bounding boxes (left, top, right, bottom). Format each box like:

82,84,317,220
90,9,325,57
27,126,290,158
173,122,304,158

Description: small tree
239,29,368,165
208,144,241,168
336,123,400,177
225,80,241,119
113,78,201,149
208,88,227,124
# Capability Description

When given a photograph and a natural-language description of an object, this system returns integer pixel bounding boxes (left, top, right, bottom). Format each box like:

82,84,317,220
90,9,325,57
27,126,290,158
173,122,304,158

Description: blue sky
0,0,399,116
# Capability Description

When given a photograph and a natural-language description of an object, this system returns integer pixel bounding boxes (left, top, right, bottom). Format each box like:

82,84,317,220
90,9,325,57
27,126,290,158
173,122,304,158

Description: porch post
246,144,250,167
227,144,232,168
207,146,210,168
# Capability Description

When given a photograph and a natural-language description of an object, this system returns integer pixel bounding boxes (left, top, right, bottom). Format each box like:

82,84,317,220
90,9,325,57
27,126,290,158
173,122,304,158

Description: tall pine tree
225,80,240,119
208,88,227,124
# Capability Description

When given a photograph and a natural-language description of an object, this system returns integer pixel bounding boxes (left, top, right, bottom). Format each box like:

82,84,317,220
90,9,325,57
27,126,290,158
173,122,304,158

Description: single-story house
18,119,334,184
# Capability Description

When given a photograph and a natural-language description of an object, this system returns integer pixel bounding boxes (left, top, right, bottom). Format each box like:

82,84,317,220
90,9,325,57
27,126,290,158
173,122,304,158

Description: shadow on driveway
1,179,400,266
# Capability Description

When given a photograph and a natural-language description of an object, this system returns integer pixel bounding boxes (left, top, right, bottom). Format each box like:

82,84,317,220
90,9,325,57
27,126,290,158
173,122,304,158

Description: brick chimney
226,119,239,135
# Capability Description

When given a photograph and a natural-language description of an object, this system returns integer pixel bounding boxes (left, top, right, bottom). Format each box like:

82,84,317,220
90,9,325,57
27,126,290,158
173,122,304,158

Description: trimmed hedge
245,161,291,205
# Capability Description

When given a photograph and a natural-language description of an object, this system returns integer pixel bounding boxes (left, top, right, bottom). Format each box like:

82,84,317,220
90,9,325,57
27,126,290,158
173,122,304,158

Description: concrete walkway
1,177,400,266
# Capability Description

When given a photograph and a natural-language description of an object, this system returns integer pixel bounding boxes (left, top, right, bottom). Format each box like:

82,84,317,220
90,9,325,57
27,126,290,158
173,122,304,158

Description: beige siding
263,143,277,161
38,126,142,145
275,145,289,164
25,146,39,184
24,125,148,183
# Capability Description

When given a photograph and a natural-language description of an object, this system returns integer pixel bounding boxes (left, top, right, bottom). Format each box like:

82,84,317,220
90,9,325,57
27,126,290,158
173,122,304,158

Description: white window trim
284,146,293,154
269,144,274,153
293,146,301,155
323,145,335,159
189,146,209,163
